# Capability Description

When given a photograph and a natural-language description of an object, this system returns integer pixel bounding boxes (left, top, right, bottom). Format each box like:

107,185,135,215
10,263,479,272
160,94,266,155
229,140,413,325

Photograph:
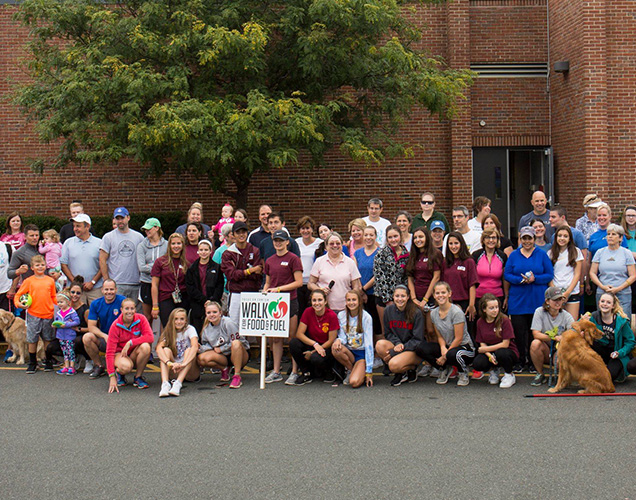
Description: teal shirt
590,312,635,376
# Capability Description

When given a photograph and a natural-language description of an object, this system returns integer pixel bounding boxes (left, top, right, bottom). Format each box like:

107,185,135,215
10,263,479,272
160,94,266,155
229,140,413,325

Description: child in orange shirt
14,255,57,373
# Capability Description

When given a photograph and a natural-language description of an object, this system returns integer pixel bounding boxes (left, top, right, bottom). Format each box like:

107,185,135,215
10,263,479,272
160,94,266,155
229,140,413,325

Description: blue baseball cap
113,207,129,218
430,220,446,231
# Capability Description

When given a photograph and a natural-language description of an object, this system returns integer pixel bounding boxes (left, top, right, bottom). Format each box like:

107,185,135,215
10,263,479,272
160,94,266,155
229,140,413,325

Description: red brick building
0,0,633,235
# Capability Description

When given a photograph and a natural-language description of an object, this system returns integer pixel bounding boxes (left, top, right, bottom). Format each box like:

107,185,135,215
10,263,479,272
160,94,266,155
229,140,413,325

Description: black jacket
185,258,224,306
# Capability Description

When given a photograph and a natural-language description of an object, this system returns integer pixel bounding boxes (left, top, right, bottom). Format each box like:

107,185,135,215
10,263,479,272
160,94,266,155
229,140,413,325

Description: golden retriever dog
0,309,44,364
548,319,615,394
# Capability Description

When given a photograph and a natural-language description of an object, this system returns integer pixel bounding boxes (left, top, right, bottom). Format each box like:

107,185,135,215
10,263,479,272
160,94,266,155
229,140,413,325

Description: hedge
2,212,185,238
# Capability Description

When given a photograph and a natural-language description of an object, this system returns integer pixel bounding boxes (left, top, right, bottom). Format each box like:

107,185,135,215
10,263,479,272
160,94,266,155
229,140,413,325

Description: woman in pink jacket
106,298,155,393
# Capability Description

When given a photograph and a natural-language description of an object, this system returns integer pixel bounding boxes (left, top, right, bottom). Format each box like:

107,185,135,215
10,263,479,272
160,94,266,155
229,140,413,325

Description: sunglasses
420,200,434,205
70,291,82,295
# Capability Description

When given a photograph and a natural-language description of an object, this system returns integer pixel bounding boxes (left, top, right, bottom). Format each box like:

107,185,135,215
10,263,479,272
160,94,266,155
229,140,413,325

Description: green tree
14,0,472,206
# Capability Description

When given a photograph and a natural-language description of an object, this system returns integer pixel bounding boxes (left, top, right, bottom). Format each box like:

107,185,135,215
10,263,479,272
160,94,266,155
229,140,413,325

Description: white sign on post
239,292,290,389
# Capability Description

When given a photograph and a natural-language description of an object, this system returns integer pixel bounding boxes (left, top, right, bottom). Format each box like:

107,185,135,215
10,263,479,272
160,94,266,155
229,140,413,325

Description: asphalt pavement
1,363,635,500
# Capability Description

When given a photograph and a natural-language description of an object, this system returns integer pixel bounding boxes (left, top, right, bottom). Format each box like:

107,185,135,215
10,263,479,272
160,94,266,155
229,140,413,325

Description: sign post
239,292,290,389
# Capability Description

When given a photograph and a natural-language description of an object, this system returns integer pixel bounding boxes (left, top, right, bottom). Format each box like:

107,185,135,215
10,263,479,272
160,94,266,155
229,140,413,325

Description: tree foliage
14,0,473,204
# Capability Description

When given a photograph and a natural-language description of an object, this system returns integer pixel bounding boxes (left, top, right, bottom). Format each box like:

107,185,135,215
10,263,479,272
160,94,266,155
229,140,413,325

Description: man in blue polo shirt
61,213,103,304
83,279,125,378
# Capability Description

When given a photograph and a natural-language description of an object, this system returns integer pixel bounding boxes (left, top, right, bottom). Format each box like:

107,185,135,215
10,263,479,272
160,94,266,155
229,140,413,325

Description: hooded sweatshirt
136,237,168,284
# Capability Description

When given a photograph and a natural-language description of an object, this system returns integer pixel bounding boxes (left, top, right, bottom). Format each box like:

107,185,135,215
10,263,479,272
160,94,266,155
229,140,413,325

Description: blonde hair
159,308,189,356
348,218,367,233
202,300,223,330
69,202,83,210
42,229,60,243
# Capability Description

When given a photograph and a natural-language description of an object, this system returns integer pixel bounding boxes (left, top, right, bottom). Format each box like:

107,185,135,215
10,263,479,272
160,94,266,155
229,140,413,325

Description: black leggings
592,343,625,381
289,337,334,376
510,314,533,366
472,348,518,374
364,293,382,338
416,341,475,373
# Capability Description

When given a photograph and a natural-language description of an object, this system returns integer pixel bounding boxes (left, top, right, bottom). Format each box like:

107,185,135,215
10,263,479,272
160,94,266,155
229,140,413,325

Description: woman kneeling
156,308,200,397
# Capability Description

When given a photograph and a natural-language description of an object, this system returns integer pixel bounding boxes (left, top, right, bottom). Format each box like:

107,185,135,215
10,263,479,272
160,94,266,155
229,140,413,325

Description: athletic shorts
566,293,581,304
352,349,365,363
26,314,55,343
139,282,152,306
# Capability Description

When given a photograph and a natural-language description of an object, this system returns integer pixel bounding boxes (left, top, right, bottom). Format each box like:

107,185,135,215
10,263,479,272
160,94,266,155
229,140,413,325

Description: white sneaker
457,372,470,386
159,381,171,398
499,373,516,389
488,369,499,385
285,373,299,386
417,364,432,377
372,357,383,369
169,380,182,396
265,371,283,383
83,360,94,374
436,367,451,385
430,368,441,378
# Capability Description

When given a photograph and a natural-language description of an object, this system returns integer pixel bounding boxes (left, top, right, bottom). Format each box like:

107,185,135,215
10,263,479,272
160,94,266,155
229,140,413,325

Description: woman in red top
443,232,478,321
288,289,338,386
184,222,203,265
406,226,443,312
151,233,189,328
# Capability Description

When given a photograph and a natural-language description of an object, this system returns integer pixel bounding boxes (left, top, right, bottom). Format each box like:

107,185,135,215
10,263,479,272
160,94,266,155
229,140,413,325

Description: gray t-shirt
431,304,473,348
199,317,250,354
592,246,635,289
530,307,573,337
100,229,144,285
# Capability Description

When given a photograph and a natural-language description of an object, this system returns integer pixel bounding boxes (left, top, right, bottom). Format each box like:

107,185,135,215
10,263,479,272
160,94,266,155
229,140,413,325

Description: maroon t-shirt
442,258,478,302
264,252,303,300
413,254,442,300
151,257,187,302
299,307,339,344
198,263,208,294
475,316,519,357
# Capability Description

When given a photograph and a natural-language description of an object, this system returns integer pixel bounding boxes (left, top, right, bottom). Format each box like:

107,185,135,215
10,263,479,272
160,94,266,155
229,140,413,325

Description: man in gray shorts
99,207,144,302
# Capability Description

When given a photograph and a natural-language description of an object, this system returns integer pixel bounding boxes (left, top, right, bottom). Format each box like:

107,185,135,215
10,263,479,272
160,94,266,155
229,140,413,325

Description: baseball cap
141,217,161,230
113,207,129,218
519,226,536,238
588,200,604,209
272,230,289,241
545,286,565,301
583,194,600,207
430,220,446,231
232,221,248,232
71,214,91,225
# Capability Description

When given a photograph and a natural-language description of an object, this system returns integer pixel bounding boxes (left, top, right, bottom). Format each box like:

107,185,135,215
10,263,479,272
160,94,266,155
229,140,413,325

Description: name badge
281,261,289,266
457,266,466,271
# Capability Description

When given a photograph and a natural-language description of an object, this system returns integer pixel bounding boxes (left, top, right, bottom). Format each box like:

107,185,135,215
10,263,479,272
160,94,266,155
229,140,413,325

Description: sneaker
169,380,182,396
449,366,458,379
133,376,149,389
67,367,77,375
343,370,351,386
323,373,336,384
229,375,242,388
26,362,38,374
407,370,418,383
382,364,391,376
530,373,546,386
436,367,451,385
265,371,283,383
293,373,312,386
512,364,524,374
159,381,171,398
528,365,537,374
500,373,516,389
3,349,13,363
471,370,484,380
457,371,470,386
430,368,441,378
488,369,500,385
89,365,106,379
417,364,432,377
390,372,407,387
285,373,299,386
116,372,127,387
220,367,231,382
56,367,69,375
44,360,54,372
372,357,384,370
83,360,94,374
616,372,627,384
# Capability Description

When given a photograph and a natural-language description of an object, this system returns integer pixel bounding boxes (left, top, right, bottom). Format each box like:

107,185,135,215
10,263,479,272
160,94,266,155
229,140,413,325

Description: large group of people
2,191,635,396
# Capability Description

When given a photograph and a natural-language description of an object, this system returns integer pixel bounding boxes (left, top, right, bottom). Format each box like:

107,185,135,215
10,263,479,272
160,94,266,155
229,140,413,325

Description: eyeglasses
70,291,82,295
484,236,497,240
328,242,342,247
420,200,434,205
625,213,636,218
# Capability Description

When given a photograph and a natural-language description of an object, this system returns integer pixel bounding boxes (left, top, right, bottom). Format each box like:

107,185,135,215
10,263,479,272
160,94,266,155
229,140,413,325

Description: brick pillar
447,0,472,210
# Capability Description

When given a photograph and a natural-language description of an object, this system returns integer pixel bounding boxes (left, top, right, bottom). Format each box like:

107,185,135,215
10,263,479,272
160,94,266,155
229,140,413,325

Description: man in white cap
575,194,602,242
61,213,103,304
99,207,144,301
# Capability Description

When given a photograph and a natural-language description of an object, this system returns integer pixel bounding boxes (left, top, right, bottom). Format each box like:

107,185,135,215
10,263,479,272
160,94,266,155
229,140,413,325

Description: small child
39,229,63,274
213,204,235,244
53,291,81,375
14,255,58,373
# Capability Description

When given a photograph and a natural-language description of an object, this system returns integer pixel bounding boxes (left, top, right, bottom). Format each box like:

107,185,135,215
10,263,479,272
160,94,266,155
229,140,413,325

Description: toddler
39,229,63,274
213,203,235,243
53,291,81,375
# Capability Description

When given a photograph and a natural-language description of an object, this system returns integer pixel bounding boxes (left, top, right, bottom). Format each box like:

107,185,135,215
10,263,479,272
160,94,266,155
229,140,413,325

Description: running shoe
229,375,242,389
133,376,149,389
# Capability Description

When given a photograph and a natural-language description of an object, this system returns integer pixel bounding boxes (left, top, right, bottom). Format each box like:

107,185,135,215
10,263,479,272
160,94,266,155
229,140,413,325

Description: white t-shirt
548,247,583,295
295,237,323,284
363,216,391,247
467,218,483,233
0,243,12,293
174,325,199,362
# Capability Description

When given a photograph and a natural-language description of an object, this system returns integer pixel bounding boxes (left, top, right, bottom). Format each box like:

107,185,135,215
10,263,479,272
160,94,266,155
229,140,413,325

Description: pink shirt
475,253,505,298
310,253,361,311
1,232,25,251
39,241,63,269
